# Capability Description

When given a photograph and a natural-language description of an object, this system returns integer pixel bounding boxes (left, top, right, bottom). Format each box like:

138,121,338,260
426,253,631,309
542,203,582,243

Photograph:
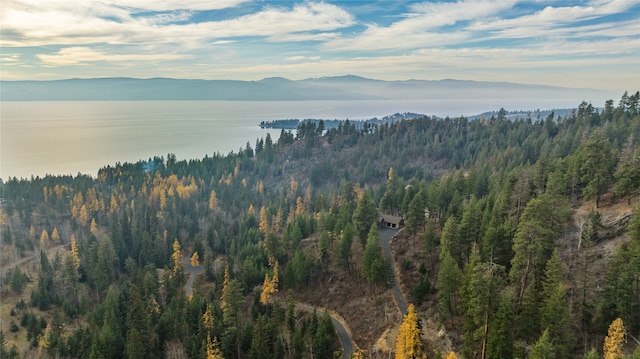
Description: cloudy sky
1,0,638,90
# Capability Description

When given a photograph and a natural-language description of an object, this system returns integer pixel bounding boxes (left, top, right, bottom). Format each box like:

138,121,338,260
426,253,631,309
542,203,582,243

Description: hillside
1,91,639,359
0,76,615,103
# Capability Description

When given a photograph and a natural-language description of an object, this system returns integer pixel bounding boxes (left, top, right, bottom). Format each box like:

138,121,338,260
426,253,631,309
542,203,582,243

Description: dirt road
183,256,204,296
380,227,408,315
296,303,354,359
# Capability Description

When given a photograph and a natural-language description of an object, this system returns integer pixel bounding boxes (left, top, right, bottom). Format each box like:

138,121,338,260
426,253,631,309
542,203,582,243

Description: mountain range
0,75,615,102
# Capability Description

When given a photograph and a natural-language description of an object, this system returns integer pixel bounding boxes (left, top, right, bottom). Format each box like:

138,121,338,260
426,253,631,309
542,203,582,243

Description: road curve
380,227,408,315
183,256,204,296
296,303,354,359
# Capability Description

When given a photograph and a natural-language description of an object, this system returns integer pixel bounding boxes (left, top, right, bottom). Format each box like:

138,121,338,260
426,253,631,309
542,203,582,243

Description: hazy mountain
0,76,614,102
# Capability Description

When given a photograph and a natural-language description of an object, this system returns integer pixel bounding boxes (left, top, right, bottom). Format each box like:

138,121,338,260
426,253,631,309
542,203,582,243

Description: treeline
0,91,639,358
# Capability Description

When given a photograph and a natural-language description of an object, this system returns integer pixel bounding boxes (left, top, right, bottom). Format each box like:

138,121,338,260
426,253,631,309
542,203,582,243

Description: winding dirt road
380,227,408,315
295,303,354,359
183,256,204,296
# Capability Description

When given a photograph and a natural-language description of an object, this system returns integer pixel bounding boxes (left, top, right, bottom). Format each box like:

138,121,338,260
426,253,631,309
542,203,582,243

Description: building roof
378,214,404,225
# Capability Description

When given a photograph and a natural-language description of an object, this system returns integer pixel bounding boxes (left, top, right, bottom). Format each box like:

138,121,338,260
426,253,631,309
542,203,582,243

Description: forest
1,91,639,359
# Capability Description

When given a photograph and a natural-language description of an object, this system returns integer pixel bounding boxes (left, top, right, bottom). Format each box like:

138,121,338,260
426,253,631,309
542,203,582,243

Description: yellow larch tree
110,193,119,214
273,208,283,233
43,186,49,203
209,190,218,211
29,225,35,239
206,333,223,359
172,239,182,275
257,180,264,194
190,252,200,267
40,229,49,249
241,178,247,188
604,318,625,359
272,261,279,290
78,204,89,226
295,196,304,216
395,304,427,359
259,207,269,234
203,304,215,330
288,176,298,200
248,204,255,215
260,273,275,305
259,262,279,305
304,186,313,213
445,352,457,359
90,218,98,236
70,234,80,270
51,227,60,244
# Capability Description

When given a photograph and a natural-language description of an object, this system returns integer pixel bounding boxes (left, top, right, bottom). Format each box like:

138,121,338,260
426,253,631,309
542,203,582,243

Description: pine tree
362,223,388,289
530,329,553,359
353,191,378,247
485,288,514,359
460,245,505,359
437,247,461,326
395,304,427,359
540,249,572,358
603,318,625,359
579,129,614,208
583,349,599,359
221,265,243,358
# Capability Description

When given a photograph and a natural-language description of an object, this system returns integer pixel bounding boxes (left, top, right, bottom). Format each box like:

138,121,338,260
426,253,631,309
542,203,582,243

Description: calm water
1,99,580,179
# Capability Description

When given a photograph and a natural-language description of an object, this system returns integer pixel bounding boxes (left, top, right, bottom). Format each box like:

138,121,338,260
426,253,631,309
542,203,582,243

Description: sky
1,0,639,91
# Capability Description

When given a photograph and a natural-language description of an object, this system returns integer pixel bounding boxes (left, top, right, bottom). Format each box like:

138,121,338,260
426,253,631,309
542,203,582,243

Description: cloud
470,0,638,39
324,0,514,51
285,55,321,61
1,1,354,48
37,47,188,66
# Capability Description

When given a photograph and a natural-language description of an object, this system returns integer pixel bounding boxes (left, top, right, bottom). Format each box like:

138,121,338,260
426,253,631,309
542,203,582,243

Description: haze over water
2,98,581,179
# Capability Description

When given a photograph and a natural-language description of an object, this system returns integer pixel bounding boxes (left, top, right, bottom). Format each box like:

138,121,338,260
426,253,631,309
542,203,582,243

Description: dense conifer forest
1,91,639,359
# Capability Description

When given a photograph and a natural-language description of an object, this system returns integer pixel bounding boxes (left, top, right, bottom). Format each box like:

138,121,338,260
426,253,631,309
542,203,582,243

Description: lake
1,99,581,179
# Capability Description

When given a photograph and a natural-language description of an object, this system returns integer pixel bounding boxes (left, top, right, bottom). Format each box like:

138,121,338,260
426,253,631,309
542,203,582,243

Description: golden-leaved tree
604,318,625,359
395,304,427,359
172,239,182,275
259,262,279,305
208,190,218,211
190,252,200,267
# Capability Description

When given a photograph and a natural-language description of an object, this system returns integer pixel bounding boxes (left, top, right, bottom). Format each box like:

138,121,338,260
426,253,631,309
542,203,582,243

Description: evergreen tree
353,191,378,247
485,289,514,359
530,329,554,359
362,223,388,290
578,130,614,208
461,245,505,359
437,247,461,326
540,249,572,358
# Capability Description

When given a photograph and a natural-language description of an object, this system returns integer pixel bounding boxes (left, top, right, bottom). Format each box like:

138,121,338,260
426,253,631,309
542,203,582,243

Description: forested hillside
1,91,639,359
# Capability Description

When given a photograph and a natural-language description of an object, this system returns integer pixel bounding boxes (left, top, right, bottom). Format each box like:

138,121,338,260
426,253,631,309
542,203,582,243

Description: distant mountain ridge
0,75,614,102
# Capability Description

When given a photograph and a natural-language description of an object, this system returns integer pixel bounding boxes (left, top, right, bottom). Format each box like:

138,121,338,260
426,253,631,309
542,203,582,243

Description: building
378,214,404,229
